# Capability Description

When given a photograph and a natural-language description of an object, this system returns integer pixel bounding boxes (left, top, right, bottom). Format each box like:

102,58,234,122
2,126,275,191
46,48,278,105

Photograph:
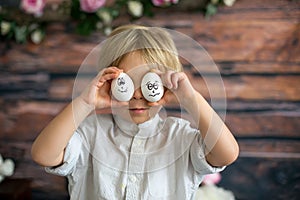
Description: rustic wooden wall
0,0,299,199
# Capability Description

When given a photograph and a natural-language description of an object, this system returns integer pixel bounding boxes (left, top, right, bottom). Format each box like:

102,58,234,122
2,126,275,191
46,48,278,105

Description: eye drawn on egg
141,72,164,102
146,81,160,97
111,72,134,101
117,77,128,93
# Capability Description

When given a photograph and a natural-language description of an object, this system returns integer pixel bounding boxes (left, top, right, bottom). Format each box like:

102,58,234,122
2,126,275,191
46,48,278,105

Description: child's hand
79,67,127,109
150,70,197,109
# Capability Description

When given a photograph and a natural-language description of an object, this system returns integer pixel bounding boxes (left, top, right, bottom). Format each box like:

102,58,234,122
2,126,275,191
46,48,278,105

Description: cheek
112,107,130,118
149,106,162,116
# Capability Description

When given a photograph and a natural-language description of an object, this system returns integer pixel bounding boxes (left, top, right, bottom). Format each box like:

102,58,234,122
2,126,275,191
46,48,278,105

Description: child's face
111,51,162,124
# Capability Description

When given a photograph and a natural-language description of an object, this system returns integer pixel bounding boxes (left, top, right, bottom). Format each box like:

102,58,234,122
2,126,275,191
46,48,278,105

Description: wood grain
0,0,299,199
220,156,300,200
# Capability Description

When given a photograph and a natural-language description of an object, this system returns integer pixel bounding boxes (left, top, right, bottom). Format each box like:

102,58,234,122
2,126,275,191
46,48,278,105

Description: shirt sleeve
190,131,225,174
45,132,82,176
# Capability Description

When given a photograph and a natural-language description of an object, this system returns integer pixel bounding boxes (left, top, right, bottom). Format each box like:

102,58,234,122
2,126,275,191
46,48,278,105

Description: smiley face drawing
141,72,164,102
146,81,160,96
111,72,134,101
117,77,127,93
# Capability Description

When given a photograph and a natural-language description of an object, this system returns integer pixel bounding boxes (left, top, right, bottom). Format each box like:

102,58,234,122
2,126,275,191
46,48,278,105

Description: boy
32,25,239,199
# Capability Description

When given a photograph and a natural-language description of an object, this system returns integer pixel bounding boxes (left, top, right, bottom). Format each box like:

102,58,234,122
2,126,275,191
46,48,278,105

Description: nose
132,88,143,100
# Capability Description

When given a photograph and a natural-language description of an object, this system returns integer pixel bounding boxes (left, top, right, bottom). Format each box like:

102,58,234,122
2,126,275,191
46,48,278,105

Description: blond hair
98,24,182,72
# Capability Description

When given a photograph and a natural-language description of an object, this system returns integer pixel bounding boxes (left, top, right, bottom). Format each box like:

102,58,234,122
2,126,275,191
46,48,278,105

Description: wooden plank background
0,0,299,199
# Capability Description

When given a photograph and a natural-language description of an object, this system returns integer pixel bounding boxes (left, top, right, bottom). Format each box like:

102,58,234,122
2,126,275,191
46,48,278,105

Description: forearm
184,92,239,167
31,97,93,167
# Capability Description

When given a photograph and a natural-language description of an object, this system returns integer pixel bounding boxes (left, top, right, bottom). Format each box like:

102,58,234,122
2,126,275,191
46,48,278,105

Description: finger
98,73,119,84
173,72,188,90
150,69,175,88
162,71,176,89
150,68,163,75
171,73,179,90
103,66,122,74
95,68,122,87
95,75,114,88
95,67,121,80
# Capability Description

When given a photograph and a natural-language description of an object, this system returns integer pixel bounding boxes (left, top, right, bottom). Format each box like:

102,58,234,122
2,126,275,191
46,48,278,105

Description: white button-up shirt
46,114,224,200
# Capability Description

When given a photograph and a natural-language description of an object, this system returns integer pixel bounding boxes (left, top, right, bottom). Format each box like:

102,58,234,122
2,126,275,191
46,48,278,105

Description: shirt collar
113,114,163,138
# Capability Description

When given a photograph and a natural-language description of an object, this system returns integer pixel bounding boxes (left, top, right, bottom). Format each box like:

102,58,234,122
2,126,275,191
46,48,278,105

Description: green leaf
6,22,16,40
70,0,81,19
76,19,95,35
205,3,218,18
14,25,27,43
142,1,154,17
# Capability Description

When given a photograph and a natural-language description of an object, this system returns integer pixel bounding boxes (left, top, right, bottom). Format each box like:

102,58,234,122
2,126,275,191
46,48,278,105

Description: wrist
72,97,94,127
181,90,201,111
74,96,95,112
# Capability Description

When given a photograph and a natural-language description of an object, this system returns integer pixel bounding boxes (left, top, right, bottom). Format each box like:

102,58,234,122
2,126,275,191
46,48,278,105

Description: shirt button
130,175,137,183
136,139,142,145
121,183,126,191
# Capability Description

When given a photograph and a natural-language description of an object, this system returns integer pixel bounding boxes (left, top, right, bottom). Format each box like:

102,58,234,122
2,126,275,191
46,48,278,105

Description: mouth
129,107,149,114
149,93,160,97
118,88,128,93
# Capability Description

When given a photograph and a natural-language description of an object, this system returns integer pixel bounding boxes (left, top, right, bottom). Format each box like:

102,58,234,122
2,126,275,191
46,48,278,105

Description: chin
130,116,150,124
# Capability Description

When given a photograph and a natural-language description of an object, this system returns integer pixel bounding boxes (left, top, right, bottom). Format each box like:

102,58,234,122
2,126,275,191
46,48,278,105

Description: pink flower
152,0,179,7
202,173,222,185
80,0,106,13
20,0,46,17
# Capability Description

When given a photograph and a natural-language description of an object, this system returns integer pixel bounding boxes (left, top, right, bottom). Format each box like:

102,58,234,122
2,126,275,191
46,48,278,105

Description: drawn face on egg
111,72,134,102
112,71,163,102
146,81,160,97
141,72,164,102
117,77,127,93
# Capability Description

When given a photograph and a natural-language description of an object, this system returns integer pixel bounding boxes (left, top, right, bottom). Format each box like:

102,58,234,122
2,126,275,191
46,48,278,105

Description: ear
111,72,134,102
141,72,164,102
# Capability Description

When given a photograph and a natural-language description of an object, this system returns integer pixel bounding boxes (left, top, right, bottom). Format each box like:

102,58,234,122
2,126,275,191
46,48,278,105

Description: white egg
141,72,164,102
111,72,134,101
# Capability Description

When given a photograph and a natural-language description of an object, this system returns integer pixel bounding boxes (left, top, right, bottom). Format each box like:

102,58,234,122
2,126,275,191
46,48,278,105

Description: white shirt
46,114,225,200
